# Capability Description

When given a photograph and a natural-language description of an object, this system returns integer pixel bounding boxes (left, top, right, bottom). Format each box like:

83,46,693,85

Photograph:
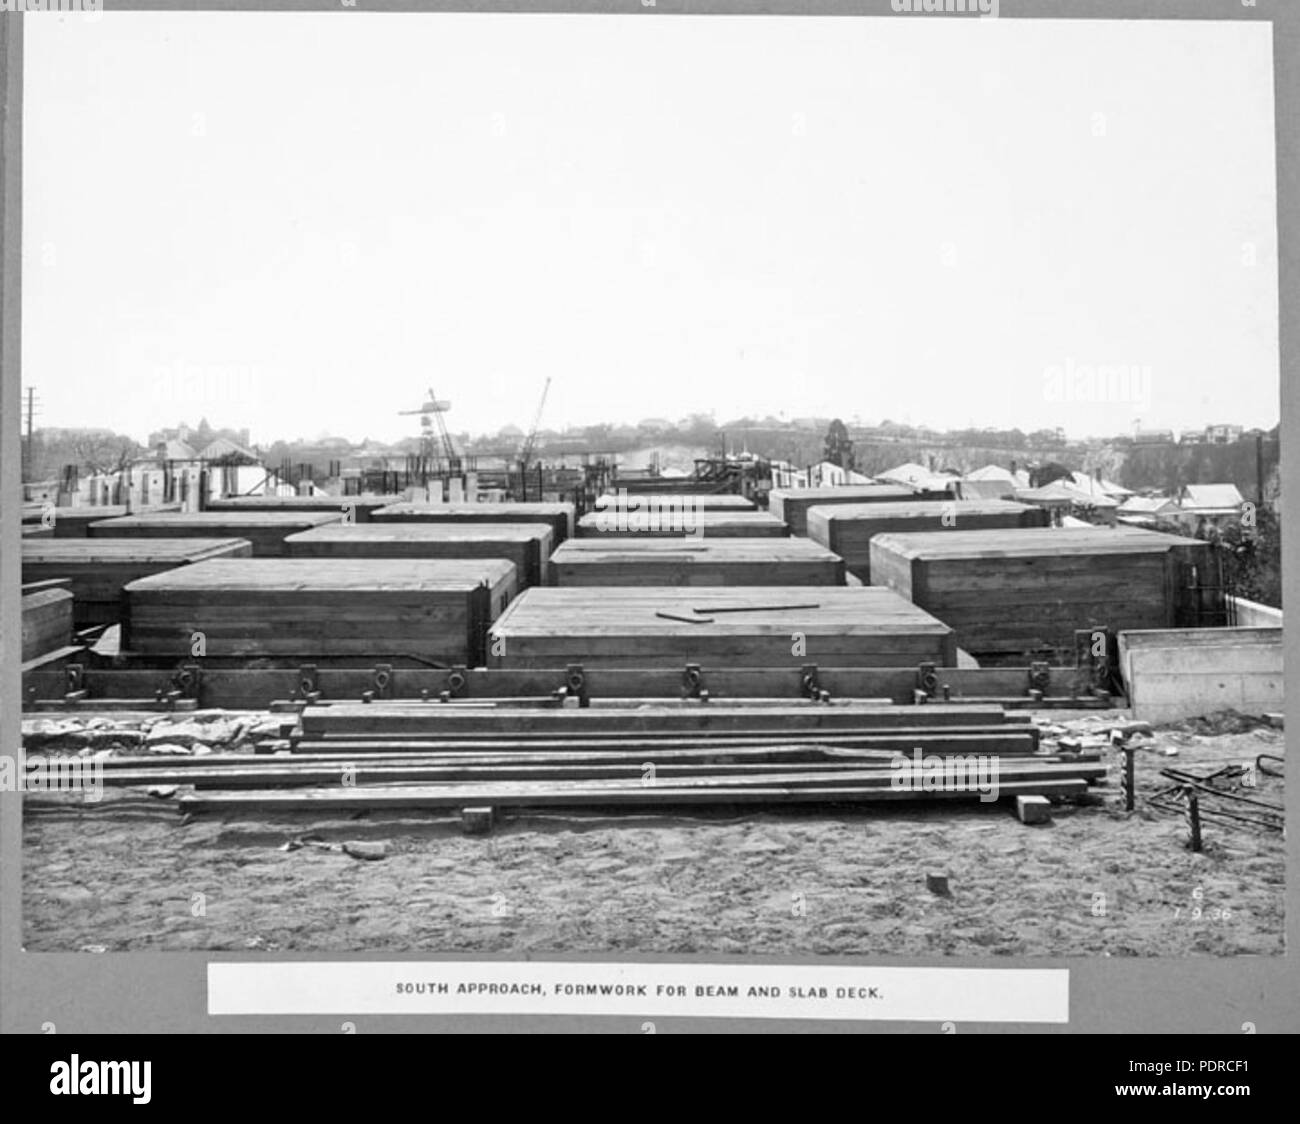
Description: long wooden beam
178,777,1091,813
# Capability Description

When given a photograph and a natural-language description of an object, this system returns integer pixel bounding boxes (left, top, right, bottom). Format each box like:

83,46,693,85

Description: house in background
1205,424,1244,445
1174,483,1246,531
1016,480,1120,526
1117,494,1181,526
1066,471,1132,501
965,463,1031,487
877,462,959,496
814,461,875,487
957,478,1016,501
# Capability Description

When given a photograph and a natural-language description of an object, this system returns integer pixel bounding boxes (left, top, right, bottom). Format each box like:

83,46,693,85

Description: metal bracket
682,664,709,702
64,663,85,695
800,664,830,703
371,663,393,700
297,664,320,701
916,662,939,698
564,664,589,707
1027,662,1051,698
172,662,203,701
444,666,469,699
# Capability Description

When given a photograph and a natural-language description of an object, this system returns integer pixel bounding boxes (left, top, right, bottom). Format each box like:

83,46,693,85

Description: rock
342,840,389,861
146,743,191,756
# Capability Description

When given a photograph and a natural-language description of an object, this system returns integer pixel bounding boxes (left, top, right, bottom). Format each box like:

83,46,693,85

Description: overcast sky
23,12,1278,445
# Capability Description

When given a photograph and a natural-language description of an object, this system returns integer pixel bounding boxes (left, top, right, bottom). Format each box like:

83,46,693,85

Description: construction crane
399,389,461,475
515,377,552,503
518,376,552,475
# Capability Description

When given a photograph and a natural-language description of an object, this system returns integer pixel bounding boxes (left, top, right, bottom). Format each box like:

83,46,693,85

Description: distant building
877,462,957,494
814,461,874,487
957,478,1016,501
1016,481,1119,526
1066,471,1132,499
1205,424,1244,445
1133,428,1175,445
1175,483,1246,529
1117,495,1181,526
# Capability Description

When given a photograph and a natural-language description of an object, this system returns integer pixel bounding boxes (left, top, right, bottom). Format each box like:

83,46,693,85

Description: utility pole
1256,431,1265,508
23,386,39,483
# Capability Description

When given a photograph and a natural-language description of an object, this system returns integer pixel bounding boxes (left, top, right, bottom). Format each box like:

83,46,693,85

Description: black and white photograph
2,0,1293,1041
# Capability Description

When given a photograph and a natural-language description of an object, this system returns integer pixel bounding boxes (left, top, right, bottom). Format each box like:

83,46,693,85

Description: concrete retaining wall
1117,626,1283,723
1228,595,1283,629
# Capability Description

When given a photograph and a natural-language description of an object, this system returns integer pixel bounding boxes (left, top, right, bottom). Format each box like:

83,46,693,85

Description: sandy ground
21,709,1284,957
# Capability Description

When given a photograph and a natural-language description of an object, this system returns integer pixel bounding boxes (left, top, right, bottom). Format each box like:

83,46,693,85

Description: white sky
22,12,1279,444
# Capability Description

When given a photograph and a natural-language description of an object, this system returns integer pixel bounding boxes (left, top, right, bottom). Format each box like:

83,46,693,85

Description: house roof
157,438,197,461
959,479,1016,502
1018,481,1119,508
1181,483,1245,510
877,463,957,492
1119,495,1178,514
196,436,259,463
1067,471,1133,498
816,461,873,485
964,464,1016,483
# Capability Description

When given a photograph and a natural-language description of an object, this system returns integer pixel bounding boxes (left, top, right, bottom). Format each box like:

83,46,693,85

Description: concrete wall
1118,626,1283,723
1229,595,1283,629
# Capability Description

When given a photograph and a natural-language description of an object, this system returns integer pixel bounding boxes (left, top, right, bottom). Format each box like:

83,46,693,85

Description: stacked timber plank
576,510,787,539
285,522,554,587
40,503,182,539
487,586,956,668
549,537,845,586
21,587,74,662
122,558,518,662
594,492,755,512
869,526,1216,658
22,537,252,626
372,501,574,545
81,702,1105,816
769,485,914,537
203,493,402,523
89,510,342,556
806,500,1048,582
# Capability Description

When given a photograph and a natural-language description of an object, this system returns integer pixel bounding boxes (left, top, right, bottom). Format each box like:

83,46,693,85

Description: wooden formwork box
123,557,518,663
806,500,1048,582
867,526,1220,659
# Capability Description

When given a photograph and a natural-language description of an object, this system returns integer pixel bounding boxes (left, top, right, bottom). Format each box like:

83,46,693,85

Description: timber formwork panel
868,526,1217,659
88,510,343,556
768,485,914,537
122,557,518,662
285,522,554,587
576,510,788,539
203,494,402,523
487,586,956,669
40,503,183,539
549,536,844,586
806,500,1048,582
21,588,74,662
21,537,253,626
371,501,574,545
